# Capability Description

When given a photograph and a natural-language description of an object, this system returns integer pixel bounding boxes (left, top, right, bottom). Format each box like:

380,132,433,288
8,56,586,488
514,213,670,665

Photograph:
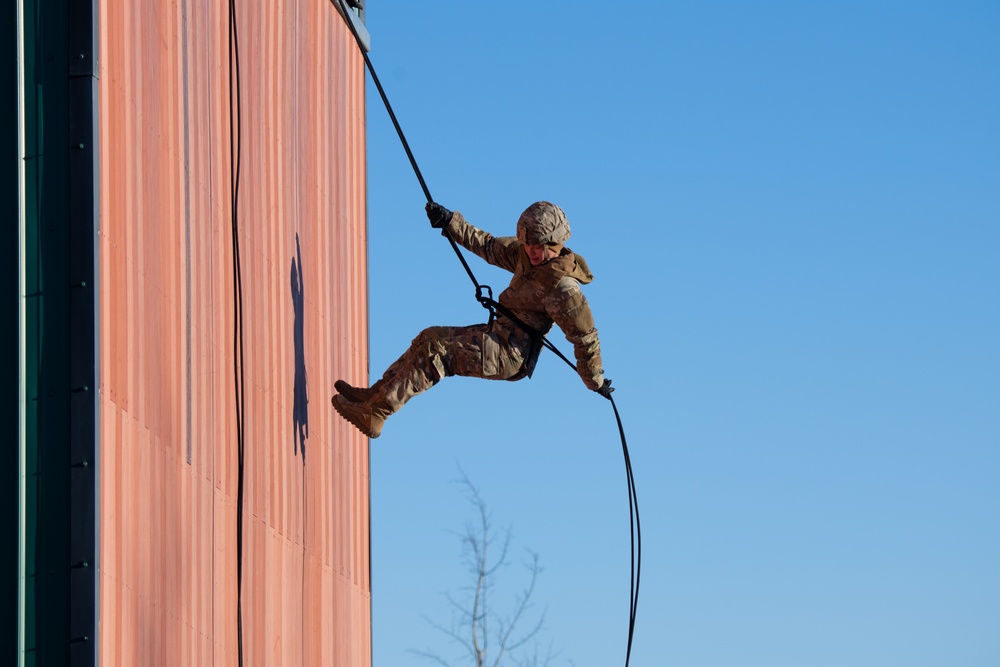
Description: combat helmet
517,201,571,246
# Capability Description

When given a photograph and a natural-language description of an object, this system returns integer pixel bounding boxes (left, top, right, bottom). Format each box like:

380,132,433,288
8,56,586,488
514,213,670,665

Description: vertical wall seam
182,0,192,466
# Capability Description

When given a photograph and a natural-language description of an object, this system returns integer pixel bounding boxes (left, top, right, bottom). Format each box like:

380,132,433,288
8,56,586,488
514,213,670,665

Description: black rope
328,0,483,293
227,1,247,665
332,2,640,664
611,394,641,665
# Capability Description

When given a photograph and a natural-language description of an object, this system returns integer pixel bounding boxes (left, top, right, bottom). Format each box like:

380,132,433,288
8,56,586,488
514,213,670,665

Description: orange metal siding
97,2,370,664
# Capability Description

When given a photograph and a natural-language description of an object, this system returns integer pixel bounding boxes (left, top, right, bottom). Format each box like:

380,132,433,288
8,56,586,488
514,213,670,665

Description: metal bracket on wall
336,0,370,52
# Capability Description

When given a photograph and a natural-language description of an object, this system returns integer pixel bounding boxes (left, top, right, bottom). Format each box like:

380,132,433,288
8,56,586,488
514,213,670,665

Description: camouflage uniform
333,202,604,437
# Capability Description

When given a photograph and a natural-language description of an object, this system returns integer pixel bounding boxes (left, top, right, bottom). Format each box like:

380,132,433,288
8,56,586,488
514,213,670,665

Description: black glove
425,202,453,229
596,378,614,400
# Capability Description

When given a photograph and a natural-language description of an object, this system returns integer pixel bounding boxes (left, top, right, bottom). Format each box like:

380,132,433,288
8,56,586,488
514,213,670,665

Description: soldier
331,200,613,438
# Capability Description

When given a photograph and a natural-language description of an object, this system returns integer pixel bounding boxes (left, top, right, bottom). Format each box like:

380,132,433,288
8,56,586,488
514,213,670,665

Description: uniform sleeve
444,212,522,273
546,277,604,390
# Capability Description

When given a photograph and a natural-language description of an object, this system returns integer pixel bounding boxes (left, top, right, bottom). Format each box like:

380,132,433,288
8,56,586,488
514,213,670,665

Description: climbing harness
332,1,641,664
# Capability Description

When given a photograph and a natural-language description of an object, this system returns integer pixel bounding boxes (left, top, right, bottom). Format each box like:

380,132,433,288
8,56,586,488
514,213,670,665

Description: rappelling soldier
331,200,613,438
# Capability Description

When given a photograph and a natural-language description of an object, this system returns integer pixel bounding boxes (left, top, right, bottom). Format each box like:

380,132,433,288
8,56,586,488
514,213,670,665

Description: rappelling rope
331,2,640,664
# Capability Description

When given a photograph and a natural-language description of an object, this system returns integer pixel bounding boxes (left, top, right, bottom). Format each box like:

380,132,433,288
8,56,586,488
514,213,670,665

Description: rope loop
475,283,494,307
475,284,496,329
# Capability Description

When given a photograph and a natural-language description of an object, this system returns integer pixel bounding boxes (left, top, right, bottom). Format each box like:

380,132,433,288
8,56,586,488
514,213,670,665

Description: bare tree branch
493,551,545,667
409,648,455,667
413,470,564,667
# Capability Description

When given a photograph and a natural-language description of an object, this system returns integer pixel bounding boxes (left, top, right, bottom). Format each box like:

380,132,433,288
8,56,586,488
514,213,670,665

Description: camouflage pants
373,324,536,414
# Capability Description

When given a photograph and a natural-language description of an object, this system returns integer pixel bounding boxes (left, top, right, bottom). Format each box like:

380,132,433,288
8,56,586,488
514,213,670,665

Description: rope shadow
291,233,309,460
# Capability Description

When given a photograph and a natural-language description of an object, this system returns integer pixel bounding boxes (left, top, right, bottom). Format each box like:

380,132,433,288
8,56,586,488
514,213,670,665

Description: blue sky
362,2,999,666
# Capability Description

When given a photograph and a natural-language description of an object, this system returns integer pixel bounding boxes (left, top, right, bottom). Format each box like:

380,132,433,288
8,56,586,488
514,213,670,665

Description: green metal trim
19,0,99,664
17,0,29,662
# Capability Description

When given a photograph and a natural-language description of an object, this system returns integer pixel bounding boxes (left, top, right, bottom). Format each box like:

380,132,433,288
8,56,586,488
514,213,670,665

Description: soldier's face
524,244,558,266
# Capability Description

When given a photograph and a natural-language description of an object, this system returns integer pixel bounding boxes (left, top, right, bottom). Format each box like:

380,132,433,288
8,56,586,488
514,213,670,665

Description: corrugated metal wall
97,1,370,664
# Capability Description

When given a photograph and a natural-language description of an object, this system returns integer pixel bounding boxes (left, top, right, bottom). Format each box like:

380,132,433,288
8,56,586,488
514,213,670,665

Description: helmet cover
516,201,571,246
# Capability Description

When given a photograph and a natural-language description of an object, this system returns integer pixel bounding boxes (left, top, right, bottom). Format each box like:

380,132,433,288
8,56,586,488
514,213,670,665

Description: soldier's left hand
425,202,453,229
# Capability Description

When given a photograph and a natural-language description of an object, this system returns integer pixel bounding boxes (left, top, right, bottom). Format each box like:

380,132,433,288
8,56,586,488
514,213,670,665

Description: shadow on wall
291,234,309,460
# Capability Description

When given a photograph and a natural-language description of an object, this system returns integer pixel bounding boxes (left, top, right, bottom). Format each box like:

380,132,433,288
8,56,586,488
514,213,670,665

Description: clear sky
361,2,999,666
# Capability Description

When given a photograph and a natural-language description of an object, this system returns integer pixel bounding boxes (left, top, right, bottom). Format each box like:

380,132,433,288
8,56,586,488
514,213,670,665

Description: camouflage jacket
445,212,604,390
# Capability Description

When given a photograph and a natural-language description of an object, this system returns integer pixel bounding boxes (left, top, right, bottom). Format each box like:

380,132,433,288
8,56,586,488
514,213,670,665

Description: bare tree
412,474,566,667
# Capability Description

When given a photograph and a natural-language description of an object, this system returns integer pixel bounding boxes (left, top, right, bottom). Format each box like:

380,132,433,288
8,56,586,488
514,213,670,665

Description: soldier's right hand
596,378,615,400
425,202,453,229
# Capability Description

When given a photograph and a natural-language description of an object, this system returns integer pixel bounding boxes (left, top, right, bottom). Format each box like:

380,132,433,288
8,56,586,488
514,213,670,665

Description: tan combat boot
334,379,376,404
331,394,391,439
